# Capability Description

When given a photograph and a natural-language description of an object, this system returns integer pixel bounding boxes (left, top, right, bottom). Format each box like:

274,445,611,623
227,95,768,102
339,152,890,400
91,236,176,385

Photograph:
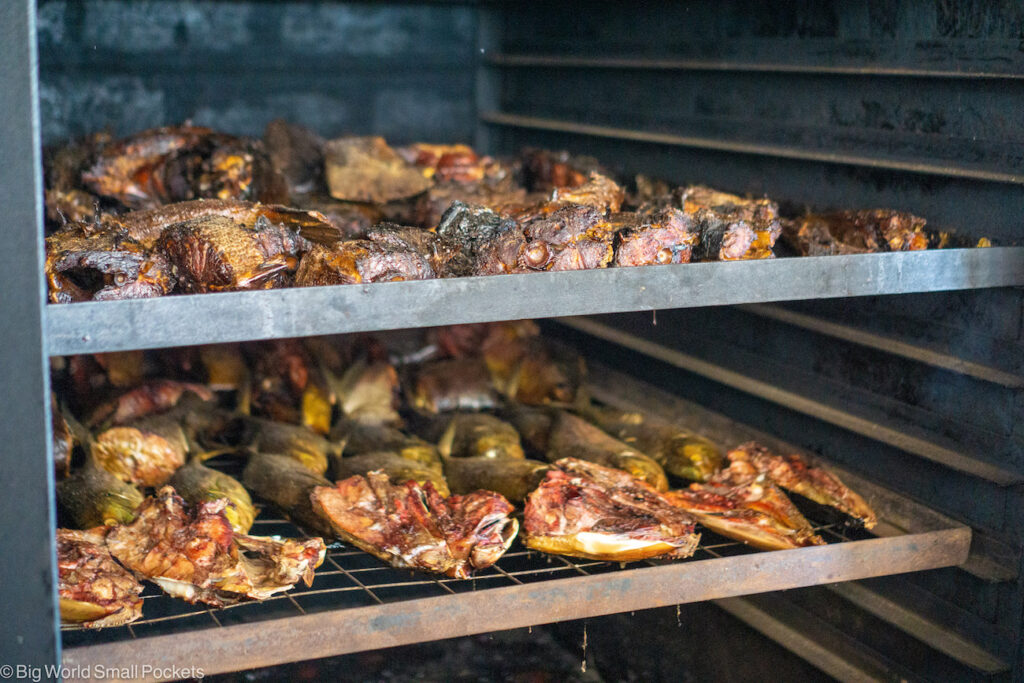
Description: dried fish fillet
729,442,877,528
311,471,517,578
58,528,144,628
106,487,324,606
523,458,698,562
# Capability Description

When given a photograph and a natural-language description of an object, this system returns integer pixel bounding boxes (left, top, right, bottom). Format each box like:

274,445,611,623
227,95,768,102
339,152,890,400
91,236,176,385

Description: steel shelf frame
46,247,1024,355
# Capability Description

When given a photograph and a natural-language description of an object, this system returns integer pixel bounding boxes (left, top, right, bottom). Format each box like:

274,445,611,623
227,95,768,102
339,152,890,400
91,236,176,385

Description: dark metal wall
487,1,1024,677
483,0,1024,244
37,0,479,145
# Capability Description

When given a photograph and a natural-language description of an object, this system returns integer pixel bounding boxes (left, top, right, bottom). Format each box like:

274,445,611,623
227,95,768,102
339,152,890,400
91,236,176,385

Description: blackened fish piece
81,125,287,210
160,214,309,292
366,223,460,276
45,221,175,303
436,201,523,276
411,178,534,230
519,148,607,193
262,118,326,197
613,207,700,267
519,204,615,271
677,186,781,261
295,240,435,286
782,209,929,256
121,199,338,249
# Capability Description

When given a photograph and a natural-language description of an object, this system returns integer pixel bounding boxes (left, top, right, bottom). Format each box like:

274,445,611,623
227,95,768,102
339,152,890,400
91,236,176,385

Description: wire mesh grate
61,503,873,649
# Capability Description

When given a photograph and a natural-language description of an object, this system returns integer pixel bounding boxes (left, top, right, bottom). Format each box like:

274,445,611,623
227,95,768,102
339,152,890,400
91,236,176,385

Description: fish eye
524,241,549,268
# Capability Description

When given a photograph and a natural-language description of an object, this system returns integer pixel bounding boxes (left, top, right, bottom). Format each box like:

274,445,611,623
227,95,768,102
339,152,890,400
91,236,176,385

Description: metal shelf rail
46,247,1024,355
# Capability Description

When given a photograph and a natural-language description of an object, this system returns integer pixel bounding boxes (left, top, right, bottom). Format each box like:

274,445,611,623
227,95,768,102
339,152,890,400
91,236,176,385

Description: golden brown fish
106,487,324,606
57,457,144,529
311,471,517,578
578,403,722,482
523,458,698,562
92,413,189,488
168,458,256,534
438,413,525,460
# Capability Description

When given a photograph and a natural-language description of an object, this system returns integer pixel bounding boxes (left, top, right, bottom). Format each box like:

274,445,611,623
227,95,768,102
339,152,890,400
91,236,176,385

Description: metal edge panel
46,248,1024,355
737,304,1024,389
479,111,1024,185
61,528,969,682
826,582,1009,674
0,0,61,674
561,316,1024,486
487,54,1024,81
712,596,896,683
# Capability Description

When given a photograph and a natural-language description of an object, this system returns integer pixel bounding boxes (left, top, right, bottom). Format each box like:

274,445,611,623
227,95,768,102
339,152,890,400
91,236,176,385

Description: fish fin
234,260,289,288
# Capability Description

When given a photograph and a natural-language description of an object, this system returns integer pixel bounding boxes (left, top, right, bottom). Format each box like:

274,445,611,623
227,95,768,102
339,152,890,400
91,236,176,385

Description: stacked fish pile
43,123,945,303
52,321,875,629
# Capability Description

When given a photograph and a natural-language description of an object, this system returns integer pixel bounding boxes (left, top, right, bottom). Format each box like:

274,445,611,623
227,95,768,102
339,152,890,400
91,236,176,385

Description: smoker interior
10,1,1024,681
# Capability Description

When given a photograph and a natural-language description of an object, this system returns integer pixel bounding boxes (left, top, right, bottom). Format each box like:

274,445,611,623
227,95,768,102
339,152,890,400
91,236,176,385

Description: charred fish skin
522,457,699,562
442,456,550,503
242,453,334,536
57,458,145,529
517,204,615,272
677,185,781,261
58,528,144,628
332,451,451,497
578,403,723,483
546,411,669,492
169,458,256,534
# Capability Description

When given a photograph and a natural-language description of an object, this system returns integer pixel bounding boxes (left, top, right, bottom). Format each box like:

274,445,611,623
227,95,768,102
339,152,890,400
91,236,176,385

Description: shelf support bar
0,0,60,672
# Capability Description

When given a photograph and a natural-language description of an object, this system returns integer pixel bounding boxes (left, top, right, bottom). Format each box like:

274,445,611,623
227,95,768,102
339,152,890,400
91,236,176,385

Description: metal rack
59,369,970,682
46,247,1024,355
2,0,1021,678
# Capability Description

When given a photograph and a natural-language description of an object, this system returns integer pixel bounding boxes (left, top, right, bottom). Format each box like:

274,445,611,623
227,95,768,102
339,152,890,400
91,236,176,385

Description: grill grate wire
62,508,871,648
